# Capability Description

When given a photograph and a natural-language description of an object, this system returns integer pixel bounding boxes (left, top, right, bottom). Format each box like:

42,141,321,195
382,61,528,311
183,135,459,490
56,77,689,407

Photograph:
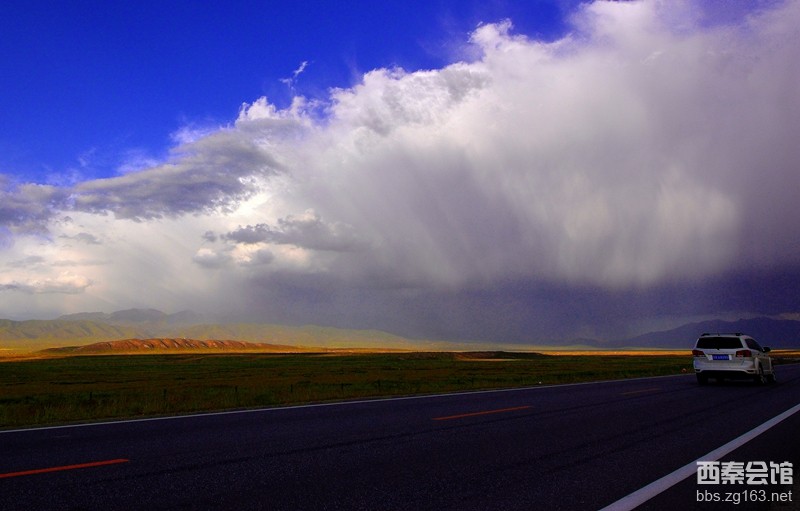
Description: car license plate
712,354,729,360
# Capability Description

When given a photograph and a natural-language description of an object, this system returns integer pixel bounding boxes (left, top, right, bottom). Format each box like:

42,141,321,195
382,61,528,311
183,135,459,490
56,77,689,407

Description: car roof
699,332,749,338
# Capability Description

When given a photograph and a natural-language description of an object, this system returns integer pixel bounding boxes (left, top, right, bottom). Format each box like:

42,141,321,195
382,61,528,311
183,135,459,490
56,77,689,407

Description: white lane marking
0,372,691,434
598,401,800,511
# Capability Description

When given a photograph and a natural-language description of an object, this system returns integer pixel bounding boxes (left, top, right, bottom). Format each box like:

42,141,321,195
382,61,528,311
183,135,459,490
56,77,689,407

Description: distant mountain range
0,309,445,353
608,317,800,349
57,308,205,325
1,309,800,353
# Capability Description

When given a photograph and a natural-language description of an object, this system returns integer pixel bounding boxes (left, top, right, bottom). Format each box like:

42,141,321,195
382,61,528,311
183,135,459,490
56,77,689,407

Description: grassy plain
3,350,796,429
0,351,704,429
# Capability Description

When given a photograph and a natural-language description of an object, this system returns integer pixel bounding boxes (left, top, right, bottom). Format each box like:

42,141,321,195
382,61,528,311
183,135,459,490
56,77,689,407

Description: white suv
692,333,775,385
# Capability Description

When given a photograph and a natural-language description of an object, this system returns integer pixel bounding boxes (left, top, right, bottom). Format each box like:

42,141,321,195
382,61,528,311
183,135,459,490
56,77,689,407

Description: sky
1,0,799,344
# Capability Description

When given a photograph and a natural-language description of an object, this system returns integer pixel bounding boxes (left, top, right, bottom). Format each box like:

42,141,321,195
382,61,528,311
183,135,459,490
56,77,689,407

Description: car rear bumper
693,358,757,375
694,369,758,380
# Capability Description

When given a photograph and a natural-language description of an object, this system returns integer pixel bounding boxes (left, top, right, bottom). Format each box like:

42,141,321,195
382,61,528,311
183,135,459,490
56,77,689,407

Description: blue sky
1,0,574,183
1,0,799,343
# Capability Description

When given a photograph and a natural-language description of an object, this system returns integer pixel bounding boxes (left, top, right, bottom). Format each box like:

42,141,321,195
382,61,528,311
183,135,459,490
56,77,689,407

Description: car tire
697,373,708,385
753,368,767,386
766,371,776,384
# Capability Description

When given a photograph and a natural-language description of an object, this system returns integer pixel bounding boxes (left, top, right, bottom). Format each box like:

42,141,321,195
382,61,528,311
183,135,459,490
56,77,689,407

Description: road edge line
598,401,800,511
0,372,691,434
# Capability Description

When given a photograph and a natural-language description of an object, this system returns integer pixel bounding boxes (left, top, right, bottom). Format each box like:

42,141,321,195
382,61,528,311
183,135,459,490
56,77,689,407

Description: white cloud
280,60,310,89
192,248,232,269
0,272,91,294
116,149,162,176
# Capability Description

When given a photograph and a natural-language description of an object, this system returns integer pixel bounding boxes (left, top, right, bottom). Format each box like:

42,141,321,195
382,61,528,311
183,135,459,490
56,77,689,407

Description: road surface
2,364,799,510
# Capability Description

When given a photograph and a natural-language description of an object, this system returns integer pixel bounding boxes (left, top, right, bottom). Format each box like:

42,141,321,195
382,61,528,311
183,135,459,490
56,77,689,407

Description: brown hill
42,338,304,354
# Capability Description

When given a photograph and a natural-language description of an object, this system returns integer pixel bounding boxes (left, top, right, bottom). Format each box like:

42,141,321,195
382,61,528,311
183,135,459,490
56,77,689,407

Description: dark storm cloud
59,232,102,245
0,130,280,229
71,131,281,220
226,210,365,252
0,180,68,232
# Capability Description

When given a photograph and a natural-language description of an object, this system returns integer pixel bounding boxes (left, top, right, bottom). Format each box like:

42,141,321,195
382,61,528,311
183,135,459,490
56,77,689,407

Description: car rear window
696,337,743,349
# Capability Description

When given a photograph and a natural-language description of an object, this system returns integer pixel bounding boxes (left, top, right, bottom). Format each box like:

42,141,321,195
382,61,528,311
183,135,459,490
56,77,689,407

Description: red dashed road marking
0,458,129,479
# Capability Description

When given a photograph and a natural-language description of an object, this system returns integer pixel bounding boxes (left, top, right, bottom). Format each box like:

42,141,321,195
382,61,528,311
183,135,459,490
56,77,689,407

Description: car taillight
692,349,705,357
735,349,752,358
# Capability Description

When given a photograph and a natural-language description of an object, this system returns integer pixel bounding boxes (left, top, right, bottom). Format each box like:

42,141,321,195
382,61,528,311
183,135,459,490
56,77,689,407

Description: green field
0,351,700,429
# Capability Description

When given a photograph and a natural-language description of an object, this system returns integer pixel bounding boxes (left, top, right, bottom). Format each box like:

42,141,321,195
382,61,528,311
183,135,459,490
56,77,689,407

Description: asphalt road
2,364,799,510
